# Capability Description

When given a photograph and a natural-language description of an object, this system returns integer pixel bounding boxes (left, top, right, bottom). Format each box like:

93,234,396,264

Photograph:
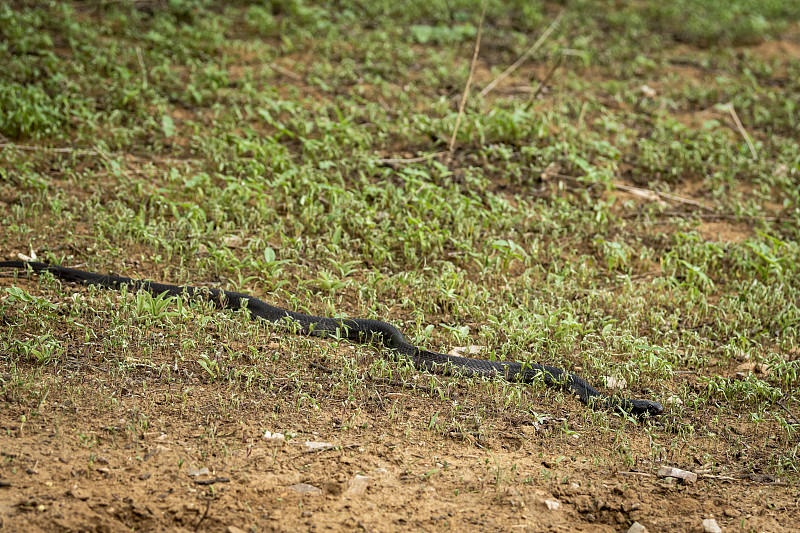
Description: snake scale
0,261,663,416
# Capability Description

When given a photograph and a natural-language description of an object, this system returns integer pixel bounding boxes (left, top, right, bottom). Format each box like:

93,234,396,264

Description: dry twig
724,102,757,160
267,62,303,81
194,499,211,532
778,401,800,426
448,0,488,160
0,143,99,155
612,182,714,212
544,171,715,212
530,54,564,100
625,211,787,222
375,151,447,165
136,46,148,89
480,10,565,98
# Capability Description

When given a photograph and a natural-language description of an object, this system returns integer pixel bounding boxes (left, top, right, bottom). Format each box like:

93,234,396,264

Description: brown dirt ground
1,376,797,533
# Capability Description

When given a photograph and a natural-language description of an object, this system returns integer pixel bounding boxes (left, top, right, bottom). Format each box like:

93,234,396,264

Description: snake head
625,398,664,416
607,398,664,417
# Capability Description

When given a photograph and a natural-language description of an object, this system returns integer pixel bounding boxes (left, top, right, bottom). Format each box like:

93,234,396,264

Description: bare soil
2,379,797,532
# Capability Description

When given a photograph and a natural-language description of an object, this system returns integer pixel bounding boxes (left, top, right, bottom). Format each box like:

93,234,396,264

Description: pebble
627,522,648,533
542,499,561,511
70,487,90,501
665,395,683,407
223,235,243,248
702,518,722,533
263,431,285,443
640,85,657,98
289,483,323,496
343,475,370,497
657,466,697,484
605,375,627,389
304,441,333,451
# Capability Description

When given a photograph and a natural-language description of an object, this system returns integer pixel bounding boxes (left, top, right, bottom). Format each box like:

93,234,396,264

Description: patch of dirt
671,106,730,133
744,37,800,62
698,220,753,243
2,368,797,533
672,178,710,204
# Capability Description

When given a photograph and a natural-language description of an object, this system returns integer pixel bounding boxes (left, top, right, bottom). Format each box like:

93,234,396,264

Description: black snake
0,261,663,416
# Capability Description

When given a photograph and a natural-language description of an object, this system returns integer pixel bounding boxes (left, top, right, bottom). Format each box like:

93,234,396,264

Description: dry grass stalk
447,0,488,160
479,9,565,98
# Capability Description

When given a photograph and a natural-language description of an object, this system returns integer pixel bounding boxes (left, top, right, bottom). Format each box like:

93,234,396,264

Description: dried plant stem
375,151,447,164
448,0,488,159
725,102,757,160
480,9,565,98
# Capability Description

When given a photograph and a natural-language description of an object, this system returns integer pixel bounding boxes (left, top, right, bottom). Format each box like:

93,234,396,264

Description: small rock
605,375,627,390
185,467,209,477
664,395,683,407
504,488,524,507
302,511,313,518
263,431,285,443
70,488,90,501
657,466,697,484
640,85,657,98
623,499,640,512
289,483,322,495
735,362,769,375
223,235,243,248
343,475,370,497
138,472,152,481
227,526,247,533
543,499,561,511
304,441,333,451
702,518,722,533
627,522,648,533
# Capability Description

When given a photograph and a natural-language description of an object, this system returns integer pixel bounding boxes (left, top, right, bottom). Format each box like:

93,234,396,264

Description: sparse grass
1,1,800,531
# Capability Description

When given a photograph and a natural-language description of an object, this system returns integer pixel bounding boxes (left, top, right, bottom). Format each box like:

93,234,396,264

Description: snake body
0,261,663,416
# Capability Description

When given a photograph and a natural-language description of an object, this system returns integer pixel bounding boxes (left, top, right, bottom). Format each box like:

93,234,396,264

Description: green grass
1,0,799,491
